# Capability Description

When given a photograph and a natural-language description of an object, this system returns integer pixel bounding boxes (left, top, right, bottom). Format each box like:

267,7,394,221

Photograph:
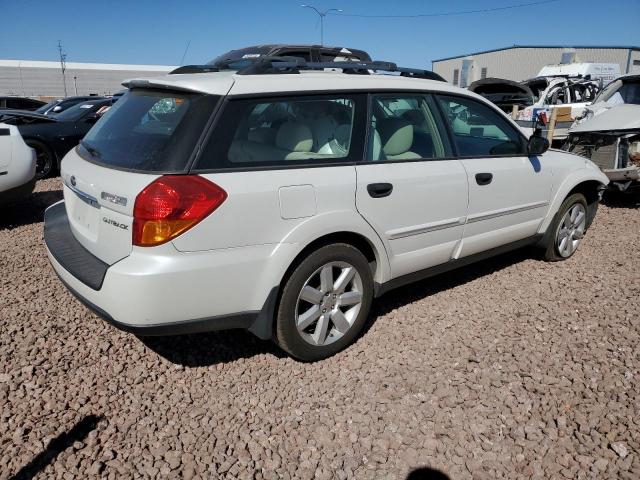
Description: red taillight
133,175,227,247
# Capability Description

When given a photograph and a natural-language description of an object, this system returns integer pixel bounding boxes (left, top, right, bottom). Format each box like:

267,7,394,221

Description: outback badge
101,191,128,206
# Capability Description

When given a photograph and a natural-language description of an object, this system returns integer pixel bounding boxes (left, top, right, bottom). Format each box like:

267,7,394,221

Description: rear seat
229,121,342,162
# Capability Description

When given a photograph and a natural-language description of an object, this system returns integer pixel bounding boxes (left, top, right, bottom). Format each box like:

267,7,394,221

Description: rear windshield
79,89,219,173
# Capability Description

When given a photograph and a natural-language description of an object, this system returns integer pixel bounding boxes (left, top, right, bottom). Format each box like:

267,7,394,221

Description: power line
328,0,559,18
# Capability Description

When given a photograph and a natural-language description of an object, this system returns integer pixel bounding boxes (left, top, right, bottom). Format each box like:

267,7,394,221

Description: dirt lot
1,178,639,479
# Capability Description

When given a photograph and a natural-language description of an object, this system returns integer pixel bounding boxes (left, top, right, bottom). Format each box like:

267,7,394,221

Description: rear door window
436,95,525,157
196,95,364,170
367,94,452,161
79,89,219,173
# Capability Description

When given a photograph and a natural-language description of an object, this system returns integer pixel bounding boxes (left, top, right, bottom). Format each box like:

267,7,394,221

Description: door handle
475,173,493,186
367,183,393,198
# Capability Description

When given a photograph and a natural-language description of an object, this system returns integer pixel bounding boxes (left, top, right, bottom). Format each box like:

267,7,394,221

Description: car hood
468,78,535,108
0,110,58,124
570,104,640,134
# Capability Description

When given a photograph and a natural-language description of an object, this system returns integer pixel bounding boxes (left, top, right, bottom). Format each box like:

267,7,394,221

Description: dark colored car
208,44,372,70
34,96,102,116
0,96,46,111
0,98,115,178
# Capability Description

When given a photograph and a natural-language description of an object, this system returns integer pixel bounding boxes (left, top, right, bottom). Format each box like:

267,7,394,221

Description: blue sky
0,0,638,68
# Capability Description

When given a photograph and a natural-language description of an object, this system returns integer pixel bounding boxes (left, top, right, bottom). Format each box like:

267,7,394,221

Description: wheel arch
566,180,603,229
248,229,388,341
538,170,608,235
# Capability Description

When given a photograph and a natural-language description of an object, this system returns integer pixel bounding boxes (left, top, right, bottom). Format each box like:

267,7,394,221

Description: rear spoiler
121,78,206,93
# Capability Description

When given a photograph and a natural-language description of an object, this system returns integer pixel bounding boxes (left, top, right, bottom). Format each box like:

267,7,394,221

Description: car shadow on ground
139,328,286,367
0,189,62,230
9,414,102,480
363,247,536,337
142,248,536,367
602,190,640,209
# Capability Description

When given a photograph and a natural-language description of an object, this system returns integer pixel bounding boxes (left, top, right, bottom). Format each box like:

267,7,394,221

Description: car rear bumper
44,201,293,336
0,176,35,204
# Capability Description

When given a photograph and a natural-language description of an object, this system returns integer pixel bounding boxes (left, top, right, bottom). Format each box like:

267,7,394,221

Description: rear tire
543,193,588,261
25,139,56,179
276,243,373,361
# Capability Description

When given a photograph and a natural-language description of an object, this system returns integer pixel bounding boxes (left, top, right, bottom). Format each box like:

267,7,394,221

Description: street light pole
300,5,342,45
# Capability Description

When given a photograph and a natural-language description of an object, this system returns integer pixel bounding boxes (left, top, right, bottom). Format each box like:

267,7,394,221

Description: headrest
378,118,414,156
276,122,313,152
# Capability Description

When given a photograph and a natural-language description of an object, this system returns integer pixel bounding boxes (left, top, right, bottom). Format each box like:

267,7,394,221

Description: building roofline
432,45,640,63
0,59,177,71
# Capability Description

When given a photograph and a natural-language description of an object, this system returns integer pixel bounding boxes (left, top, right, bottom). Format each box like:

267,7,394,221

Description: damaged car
468,78,535,114
564,74,640,191
515,76,602,141
0,98,115,178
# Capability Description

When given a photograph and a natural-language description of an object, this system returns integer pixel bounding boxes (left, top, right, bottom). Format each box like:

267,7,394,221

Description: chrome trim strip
63,177,100,208
387,217,466,240
467,201,548,224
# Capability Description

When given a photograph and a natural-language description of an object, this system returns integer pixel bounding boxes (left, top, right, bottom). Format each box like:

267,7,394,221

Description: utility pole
300,5,342,45
73,76,78,95
58,40,68,97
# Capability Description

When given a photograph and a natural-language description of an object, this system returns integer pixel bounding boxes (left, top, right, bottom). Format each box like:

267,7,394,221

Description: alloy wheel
556,203,586,258
295,261,364,346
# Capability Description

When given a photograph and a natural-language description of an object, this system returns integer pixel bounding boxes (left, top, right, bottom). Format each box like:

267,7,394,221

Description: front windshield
35,100,59,114
55,102,99,121
593,78,640,105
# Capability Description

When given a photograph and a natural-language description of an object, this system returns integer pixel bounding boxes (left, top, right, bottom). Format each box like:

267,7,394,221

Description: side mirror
528,135,550,155
52,105,63,113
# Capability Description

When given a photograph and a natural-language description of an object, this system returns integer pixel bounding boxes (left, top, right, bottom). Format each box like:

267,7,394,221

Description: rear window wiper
81,140,101,158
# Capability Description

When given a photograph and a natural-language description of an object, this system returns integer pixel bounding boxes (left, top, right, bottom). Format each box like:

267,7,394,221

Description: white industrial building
0,60,177,98
432,45,640,87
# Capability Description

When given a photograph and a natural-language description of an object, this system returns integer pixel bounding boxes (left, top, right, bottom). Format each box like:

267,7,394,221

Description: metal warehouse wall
433,47,636,85
0,63,175,97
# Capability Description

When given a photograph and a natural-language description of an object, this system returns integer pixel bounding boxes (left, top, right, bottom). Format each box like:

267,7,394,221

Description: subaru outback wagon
44,61,608,360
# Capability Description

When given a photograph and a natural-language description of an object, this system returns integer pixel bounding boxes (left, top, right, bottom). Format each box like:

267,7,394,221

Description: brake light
133,175,227,247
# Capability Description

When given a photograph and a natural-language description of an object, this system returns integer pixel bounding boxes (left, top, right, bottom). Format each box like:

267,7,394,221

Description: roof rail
171,58,446,82
236,59,446,82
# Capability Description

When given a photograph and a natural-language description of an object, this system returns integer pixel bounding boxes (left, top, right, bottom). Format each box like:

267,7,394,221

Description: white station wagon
44,60,609,360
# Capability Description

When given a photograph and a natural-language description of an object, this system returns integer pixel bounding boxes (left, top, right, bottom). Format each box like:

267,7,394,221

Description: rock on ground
1,179,639,479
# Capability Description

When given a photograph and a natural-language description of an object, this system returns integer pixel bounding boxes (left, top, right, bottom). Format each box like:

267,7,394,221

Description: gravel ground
1,178,639,480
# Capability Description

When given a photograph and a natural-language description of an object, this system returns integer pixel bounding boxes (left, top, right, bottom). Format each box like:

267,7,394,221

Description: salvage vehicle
468,78,535,113
564,74,640,191
208,44,371,70
43,59,608,360
515,76,602,140
0,96,46,111
33,96,102,116
0,123,36,205
0,96,102,119
0,98,114,178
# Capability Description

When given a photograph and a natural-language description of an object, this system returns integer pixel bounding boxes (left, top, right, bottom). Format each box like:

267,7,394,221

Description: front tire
276,243,373,361
543,193,588,261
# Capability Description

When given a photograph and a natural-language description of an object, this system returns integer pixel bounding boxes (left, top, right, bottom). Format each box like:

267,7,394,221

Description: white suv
44,61,609,360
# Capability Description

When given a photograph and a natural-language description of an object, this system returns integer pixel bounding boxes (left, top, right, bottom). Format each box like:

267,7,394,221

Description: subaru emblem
70,175,77,187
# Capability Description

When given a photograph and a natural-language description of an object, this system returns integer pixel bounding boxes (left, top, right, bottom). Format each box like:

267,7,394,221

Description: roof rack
238,59,446,82
171,58,446,82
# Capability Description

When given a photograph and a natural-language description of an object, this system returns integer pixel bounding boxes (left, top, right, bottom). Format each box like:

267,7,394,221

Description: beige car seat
377,118,421,160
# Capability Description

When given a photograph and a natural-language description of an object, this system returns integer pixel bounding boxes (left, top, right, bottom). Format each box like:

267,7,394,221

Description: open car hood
571,104,640,134
468,78,535,110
